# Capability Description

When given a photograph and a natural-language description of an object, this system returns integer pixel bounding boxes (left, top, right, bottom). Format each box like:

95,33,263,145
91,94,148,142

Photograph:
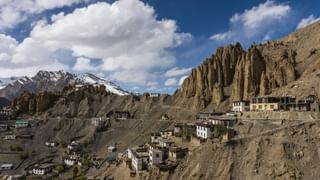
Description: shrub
214,125,228,137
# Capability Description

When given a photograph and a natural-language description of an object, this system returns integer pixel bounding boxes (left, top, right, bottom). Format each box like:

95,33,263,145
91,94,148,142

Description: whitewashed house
45,142,58,147
1,164,14,170
232,101,250,112
210,118,237,128
4,135,16,140
91,117,108,127
149,147,163,165
149,93,160,97
127,146,149,171
32,164,54,175
196,123,213,139
64,157,81,167
15,120,30,128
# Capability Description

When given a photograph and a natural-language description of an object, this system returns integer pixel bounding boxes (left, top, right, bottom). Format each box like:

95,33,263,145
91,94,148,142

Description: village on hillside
0,93,320,179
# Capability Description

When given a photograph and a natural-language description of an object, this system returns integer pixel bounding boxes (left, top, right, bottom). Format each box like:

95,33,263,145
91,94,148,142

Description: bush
214,125,228,137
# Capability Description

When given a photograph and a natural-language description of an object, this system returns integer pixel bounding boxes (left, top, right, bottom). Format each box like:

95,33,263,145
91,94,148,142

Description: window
270,105,274,109
156,154,159,158
258,105,262,109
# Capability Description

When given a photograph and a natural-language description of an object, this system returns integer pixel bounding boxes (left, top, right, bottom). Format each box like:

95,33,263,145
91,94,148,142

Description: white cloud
210,0,291,42
179,75,188,86
0,0,85,31
0,33,68,77
29,0,190,84
164,67,192,77
0,34,17,62
210,31,234,41
73,57,95,71
296,15,320,29
0,0,190,87
164,78,177,86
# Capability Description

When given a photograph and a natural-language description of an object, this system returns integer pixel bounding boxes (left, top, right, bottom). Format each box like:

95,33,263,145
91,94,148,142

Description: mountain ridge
0,70,130,101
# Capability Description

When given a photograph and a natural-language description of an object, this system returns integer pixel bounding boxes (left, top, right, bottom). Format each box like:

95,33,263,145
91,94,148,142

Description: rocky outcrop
12,91,60,115
175,42,297,111
175,43,243,110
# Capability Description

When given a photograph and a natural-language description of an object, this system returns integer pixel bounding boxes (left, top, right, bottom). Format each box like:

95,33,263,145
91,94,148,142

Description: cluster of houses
232,95,320,112
0,108,14,121
126,113,238,174
194,112,237,141
126,126,187,173
1,119,32,140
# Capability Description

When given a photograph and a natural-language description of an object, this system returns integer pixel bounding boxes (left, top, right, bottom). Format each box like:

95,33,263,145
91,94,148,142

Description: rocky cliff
174,21,320,111
12,91,60,115
175,42,297,110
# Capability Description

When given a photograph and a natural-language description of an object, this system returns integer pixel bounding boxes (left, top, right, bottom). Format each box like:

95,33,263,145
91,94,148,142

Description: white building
91,117,107,127
32,164,53,175
210,118,237,128
45,142,58,147
127,147,149,171
196,123,213,139
15,120,30,129
64,158,81,167
4,135,16,140
149,93,160,97
1,163,14,170
149,147,163,165
232,101,250,112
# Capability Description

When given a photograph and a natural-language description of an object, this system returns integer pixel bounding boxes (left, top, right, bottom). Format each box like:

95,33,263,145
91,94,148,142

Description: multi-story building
250,96,295,111
149,146,163,166
15,120,30,128
232,101,250,112
196,123,213,139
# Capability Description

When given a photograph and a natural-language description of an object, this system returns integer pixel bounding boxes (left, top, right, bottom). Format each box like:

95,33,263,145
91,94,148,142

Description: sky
0,0,319,94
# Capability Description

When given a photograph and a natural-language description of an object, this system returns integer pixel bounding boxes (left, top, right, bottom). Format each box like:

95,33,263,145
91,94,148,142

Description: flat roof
15,120,29,123
232,100,250,103
1,164,14,167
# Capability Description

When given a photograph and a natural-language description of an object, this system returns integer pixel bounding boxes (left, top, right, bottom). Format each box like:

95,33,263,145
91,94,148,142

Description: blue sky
0,0,319,94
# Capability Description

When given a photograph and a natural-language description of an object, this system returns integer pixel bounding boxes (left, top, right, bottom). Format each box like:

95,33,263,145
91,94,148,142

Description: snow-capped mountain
76,73,130,96
0,77,25,89
0,70,130,100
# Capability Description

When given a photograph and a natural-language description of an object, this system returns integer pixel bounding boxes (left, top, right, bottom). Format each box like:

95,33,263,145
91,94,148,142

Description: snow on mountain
75,73,130,96
0,70,130,97
0,77,26,89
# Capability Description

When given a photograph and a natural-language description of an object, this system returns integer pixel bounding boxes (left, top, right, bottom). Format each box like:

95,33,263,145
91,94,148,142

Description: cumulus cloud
296,15,320,29
0,0,85,31
164,67,192,77
73,57,95,71
210,0,291,42
0,34,17,63
0,0,190,87
164,78,177,86
28,0,190,84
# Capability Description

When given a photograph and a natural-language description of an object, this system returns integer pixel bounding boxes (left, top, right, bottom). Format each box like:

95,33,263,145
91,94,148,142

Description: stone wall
241,111,320,120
